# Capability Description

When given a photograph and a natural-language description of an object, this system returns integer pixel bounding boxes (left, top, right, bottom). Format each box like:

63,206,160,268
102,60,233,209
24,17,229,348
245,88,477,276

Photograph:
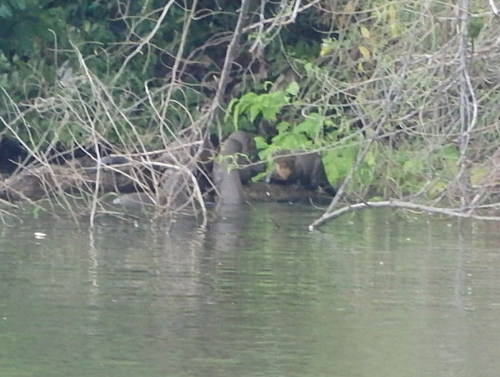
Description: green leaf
364,148,377,167
276,121,290,133
271,132,310,150
249,103,262,122
258,144,280,161
324,148,357,184
254,136,268,150
403,158,422,174
358,45,371,60
360,26,371,39
226,97,239,121
469,17,484,40
285,81,299,96
294,113,324,138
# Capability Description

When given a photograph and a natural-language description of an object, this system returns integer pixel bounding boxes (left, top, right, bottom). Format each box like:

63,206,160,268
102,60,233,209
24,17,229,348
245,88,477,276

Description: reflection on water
1,205,500,376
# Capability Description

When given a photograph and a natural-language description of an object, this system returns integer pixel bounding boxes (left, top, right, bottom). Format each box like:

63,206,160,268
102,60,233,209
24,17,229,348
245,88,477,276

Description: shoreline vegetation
1,1,500,229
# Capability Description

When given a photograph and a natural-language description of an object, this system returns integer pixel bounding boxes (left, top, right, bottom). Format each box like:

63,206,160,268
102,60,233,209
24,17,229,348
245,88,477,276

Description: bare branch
309,200,500,230
112,0,176,84
488,0,500,15
207,0,252,124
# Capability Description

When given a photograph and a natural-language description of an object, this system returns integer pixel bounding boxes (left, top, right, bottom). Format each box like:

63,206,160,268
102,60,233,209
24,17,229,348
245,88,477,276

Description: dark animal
223,130,259,184
267,151,336,196
0,137,27,174
213,131,263,204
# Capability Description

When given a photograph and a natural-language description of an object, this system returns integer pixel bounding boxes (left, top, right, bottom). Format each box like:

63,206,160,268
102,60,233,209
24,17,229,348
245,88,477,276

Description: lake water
1,203,500,377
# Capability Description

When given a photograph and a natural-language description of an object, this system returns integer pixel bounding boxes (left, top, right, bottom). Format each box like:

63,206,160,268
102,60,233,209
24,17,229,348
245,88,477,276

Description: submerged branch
308,200,500,230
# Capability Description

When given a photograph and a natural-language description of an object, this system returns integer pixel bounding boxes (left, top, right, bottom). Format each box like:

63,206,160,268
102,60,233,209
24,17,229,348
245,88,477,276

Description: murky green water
1,203,500,377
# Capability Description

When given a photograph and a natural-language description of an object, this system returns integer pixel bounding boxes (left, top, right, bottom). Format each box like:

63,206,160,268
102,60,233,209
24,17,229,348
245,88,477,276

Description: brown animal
267,151,336,196
213,131,263,204
224,131,259,184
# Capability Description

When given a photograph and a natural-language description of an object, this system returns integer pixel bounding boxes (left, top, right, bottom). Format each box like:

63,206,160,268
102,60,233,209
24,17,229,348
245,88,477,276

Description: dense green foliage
0,0,497,204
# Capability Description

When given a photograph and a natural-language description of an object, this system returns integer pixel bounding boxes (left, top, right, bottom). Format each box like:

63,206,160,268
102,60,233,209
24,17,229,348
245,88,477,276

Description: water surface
1,204,500,376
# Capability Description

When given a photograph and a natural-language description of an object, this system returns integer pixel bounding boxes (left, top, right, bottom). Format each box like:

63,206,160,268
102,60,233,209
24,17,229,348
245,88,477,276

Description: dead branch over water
309,200,500,230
